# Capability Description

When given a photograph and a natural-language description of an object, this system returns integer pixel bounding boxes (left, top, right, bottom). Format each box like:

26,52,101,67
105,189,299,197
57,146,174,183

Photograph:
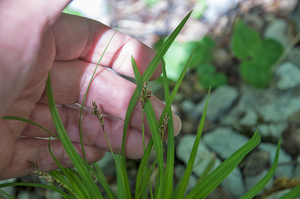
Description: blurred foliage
155,36,227,89
197,64,228,89
232,19,283,88
143,0,160,7
192,0,207,19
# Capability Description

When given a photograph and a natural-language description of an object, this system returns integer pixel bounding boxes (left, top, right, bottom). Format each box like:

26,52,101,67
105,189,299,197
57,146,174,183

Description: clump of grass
1,11,300,199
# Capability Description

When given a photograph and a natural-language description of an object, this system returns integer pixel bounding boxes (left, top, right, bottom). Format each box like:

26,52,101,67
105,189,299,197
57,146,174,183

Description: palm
0,13,171,180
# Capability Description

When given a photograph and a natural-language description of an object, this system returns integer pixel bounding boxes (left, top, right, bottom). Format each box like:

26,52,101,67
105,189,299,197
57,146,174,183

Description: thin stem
271,31,300,73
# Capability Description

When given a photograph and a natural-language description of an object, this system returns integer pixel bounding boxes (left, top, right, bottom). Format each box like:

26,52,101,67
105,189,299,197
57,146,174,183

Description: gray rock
196,86,238,122
295,156,300,179
0,178,16,198
174,165,198,195
176,134,221,177
264,189,300,199
17,191,37,199
96,152,115,176
203,127,250,159
286,47,300,68
259,123,288,140
181,100,198,118
221,168,246,199
45,188,63,199
275,62,300,90
244,169,274,196
222,83,300,124
264,19,290,47
241,151,270,176
240,110,257,127
259,143,294,179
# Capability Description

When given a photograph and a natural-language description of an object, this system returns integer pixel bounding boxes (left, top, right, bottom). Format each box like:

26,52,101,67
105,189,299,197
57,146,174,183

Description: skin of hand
0,1,181,180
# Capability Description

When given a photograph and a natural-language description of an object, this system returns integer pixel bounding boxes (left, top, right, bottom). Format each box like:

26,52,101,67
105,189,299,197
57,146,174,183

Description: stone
264,18,290,47
96,152,115,176
176,134,221,177
295,156,300,179
259,123,288,141
244,169,274,196
240,110,257,127
203,127,250,159
286,47,300,68
221,168,246,199
196,85,238,122
206,186,231,199
181,100,198,118
174,165,198,195
241,151,270,176
259,143,294,179
275,62,300,90
17,191,37,199
282,125,300,155
0,178,16,198
264,189,300,199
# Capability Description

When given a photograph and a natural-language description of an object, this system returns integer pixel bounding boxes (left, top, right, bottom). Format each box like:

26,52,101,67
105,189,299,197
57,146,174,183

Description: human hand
0,1,181,180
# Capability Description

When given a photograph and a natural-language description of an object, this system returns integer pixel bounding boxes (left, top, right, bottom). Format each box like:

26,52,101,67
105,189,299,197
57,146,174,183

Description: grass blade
92,162,116,199
175,87,210,199
279,183,300,199
121,10,192,165
47,130,89,198
132,56,164,198
128,11,192,199
241,140,281,199
46,72,102,199
79,27,119,161
1,116,58,139
161,59,175,199
185,130,261,199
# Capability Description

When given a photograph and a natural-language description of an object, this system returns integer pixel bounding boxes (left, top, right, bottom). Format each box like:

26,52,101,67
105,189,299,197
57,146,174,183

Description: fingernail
173,113,182,136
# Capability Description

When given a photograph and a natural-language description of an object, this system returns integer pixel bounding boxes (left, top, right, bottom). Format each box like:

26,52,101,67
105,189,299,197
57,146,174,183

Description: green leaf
79,27,118,161
122,11,192,198
196,63,216,76
241,140,281,199
253,38,284,67
232,19,261,59
161,59,175,199
46,72,103,199
185,130,261,199
240,60,272,88
210,73,228,88
279,183,300,199
197,64,227,89
1,116,59,139
91,162,115,199
189,36,215,69
175,88,211,199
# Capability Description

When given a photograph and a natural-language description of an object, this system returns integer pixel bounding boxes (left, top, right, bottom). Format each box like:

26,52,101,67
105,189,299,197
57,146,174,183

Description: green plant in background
232,19,284,88
191,0,207,19
157,36,227,89
1,12,300,199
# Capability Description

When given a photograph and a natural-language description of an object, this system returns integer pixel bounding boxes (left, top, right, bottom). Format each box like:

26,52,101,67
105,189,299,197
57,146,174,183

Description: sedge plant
1,11,300,199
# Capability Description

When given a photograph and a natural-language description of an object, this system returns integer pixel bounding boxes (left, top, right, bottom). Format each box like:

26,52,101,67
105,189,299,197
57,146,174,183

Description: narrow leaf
241,140,281,199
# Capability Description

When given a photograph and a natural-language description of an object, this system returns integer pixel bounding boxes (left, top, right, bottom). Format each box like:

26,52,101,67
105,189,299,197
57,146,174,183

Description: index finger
52,13,162,80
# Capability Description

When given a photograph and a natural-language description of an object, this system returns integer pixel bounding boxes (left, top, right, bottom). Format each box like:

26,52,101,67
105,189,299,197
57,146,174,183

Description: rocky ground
2,0,300,198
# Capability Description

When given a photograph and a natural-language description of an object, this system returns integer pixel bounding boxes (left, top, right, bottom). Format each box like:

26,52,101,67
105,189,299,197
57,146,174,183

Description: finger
21,103,151,159
0,138,104,180
41,60,181,136
51,13,162,80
